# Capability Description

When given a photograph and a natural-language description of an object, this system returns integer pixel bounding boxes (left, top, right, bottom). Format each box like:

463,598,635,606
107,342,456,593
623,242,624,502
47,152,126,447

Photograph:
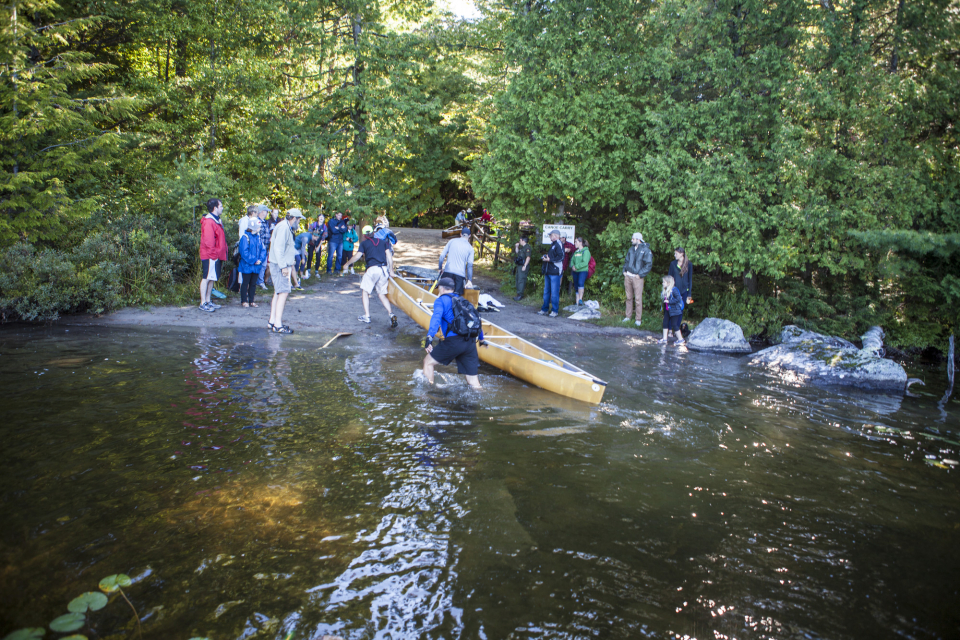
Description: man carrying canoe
422,277,488,389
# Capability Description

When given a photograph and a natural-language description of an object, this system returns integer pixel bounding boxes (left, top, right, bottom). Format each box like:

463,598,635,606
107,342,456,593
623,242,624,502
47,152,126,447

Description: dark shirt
328,218,348,242
669,259,693,298
516,243,532,269
359,237,391,268
545,240,564,276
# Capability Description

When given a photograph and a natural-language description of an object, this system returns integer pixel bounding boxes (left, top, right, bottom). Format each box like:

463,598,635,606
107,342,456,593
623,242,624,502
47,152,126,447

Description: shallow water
1,326,958,639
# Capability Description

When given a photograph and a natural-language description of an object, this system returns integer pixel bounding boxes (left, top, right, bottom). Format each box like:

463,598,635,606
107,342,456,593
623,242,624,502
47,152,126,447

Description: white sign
541,224,575,244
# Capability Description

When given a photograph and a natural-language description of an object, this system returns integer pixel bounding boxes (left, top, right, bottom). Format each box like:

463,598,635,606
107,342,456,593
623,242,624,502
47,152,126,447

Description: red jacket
200,214,227,261
562,241,575,271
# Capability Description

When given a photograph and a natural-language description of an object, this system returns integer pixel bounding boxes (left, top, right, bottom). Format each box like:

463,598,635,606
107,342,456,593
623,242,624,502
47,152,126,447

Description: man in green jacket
622,232,653,326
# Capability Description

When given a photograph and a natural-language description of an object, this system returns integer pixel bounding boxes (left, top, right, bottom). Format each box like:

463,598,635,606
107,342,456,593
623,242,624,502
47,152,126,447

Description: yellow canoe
387,275,607,404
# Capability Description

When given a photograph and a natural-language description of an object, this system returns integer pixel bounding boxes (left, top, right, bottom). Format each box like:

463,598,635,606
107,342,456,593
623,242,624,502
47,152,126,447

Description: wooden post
494,238,501,269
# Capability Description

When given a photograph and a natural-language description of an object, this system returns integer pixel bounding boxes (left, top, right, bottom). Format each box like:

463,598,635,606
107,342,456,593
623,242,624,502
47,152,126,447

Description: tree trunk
743,269,759,295
175,37,187,77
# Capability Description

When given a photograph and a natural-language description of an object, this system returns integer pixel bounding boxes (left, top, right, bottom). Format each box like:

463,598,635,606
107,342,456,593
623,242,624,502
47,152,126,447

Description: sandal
242,302,249,308
250,303,258,308
271,324,294,334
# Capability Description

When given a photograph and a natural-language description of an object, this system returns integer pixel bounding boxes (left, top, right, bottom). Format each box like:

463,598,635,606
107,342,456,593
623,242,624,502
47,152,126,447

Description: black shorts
663,312,682,331
430,336,480,376
201,259,222,281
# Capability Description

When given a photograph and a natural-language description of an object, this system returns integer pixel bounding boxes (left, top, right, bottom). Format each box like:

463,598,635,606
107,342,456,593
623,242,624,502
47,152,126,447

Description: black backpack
443,293,482,339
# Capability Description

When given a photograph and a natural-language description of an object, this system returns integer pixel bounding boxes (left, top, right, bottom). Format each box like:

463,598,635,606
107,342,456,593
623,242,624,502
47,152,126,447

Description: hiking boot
358,315,371,324
209,302,221,309
390,314,399,328
513,295,522,301
549,312,559,318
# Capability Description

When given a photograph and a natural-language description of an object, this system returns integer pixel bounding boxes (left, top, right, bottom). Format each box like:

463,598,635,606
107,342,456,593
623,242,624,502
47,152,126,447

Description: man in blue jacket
422,277,487,389
326,211,348,274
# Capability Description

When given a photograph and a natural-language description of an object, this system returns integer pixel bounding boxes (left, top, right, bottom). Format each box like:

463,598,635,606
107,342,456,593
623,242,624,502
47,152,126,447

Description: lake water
1,326,958,639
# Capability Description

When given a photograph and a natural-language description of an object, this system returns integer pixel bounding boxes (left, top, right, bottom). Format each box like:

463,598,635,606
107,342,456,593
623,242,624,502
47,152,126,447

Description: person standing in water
341,228,398,327
659,275,685,345
421,277,487,389
267,208,304,334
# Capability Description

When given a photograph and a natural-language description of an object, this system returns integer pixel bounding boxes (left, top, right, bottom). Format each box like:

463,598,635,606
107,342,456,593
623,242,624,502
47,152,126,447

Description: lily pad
2,628,45,640
68,592,108,613
98,574,131,593
49,613,85,633
61,636,88,640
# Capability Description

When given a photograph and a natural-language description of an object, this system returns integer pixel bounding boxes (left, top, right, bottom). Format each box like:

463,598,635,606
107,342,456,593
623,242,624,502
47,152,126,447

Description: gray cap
549,229,560,237
437,277,456,289
287,208,305,219
632,232,643,241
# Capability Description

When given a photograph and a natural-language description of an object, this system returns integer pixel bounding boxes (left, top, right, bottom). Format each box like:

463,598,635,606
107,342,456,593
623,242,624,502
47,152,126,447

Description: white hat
287,208,305,219
632,232,643,241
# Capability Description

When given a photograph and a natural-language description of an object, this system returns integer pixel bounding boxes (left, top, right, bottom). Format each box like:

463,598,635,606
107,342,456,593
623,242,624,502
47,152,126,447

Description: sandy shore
65,228,650,340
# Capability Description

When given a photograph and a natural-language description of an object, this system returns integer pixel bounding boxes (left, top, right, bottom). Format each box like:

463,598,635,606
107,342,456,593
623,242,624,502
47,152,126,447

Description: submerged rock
751,325,907,392
686,318,753,354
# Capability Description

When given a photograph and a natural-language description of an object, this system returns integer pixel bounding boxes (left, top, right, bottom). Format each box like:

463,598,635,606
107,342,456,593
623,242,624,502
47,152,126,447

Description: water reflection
0,327,957,640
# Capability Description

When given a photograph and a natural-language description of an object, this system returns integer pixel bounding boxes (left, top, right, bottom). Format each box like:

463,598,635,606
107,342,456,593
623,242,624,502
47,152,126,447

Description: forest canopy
1,0,957,351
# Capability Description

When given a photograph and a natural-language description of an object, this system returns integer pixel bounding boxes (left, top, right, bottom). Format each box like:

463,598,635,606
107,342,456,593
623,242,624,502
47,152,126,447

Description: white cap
632,232,643,241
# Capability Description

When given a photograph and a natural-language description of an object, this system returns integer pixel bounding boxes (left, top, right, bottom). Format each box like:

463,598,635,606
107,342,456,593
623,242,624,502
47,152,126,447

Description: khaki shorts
360,266,390,295
269,262,292,293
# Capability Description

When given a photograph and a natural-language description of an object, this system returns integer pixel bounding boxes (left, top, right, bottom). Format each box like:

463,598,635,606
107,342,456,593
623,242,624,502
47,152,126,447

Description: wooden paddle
319,332,353,349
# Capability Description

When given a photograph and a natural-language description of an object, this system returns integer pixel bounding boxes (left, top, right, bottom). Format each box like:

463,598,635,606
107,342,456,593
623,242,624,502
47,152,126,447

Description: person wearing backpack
570,237,591,307
659,275,685,345
422,277,488,389
538,229,565,317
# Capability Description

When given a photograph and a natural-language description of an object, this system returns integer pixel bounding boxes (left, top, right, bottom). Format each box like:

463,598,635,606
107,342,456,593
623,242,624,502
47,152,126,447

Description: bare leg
465,374,482,389
576,287,584,304
270,292,289,326
199,279,207,305
422,354,439,384
361,291,371,317
377,292,392,316
206,280,215,301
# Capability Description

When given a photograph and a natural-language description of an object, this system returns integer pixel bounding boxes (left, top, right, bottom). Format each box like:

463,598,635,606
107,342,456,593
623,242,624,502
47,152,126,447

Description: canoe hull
387,275,606,404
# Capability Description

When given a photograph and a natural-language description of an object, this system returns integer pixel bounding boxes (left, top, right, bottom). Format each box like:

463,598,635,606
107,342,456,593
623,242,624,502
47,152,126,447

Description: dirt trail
67,228,649,339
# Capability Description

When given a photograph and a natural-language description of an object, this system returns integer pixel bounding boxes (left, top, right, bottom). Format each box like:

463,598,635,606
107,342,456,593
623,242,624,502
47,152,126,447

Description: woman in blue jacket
659,275,685,345
238,218,267,307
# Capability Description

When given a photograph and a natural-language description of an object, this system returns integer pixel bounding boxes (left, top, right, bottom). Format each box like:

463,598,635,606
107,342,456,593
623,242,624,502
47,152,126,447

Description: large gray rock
686,318,753,354
750,327,907,392
777,325,856,350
